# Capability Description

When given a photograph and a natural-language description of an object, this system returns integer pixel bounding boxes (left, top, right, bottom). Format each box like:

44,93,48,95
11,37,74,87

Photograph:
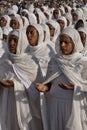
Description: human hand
0,80,14,88
58,83,74,90
36,83,49,92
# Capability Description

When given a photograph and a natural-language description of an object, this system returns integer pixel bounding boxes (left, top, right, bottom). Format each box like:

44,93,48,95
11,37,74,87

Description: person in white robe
0,29,43,130
36,27,87,130
78,27,87,56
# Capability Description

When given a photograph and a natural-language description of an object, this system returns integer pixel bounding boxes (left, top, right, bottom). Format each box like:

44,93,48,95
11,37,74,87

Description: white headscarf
82,6,87,20
11,16,23,29
35,8,47,24
43,27,87,130
2,15,11,27
0,27,3,40
7,9,16,16
59,5,65,15
22,16,29,31
58,16,67,30
64,13,73,27
27,24,52,77
21,9,37,24
41,23,56,57
11,5,18,13
78,27,87,56
46,20,60,43
2,27,12,36
1,29,39,130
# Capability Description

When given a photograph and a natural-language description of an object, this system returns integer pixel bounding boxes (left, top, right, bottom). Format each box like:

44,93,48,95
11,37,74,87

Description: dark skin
36,34,75,92
0,34,19,88
0,80,14,88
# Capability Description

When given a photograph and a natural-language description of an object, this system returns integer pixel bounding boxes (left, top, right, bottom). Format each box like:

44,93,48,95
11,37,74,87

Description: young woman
36,27,87,130
78,27,87,56
0,29,43,130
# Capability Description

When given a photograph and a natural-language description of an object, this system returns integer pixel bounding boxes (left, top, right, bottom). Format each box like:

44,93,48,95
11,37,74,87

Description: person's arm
0,80,14,88
58,83,74,90
36,82,52,92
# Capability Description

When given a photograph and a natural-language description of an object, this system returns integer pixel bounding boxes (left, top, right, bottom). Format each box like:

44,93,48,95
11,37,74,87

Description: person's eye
14,39,18,43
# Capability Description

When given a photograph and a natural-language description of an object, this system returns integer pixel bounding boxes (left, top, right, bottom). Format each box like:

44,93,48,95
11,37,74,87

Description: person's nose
61,42,65,47
10,40,15,46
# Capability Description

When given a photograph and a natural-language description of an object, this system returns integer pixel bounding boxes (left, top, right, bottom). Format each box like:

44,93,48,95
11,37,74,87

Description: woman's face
53,10,59,19
8,35,18,54
10,19,20,30
79,31,86,47
0,17,7,27
3,34,8,42
60,35,74,55
57,20,65,31
47,23,55,37
26,25,39,46
72,13,78,22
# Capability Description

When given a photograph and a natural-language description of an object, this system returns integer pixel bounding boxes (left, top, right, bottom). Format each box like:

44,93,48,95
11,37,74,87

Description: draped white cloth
78,27,87,56
41,27,87,130
46,20,60,43
0,29,42,130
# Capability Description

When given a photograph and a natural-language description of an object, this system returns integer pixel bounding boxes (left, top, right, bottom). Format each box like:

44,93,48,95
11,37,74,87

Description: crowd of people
0,0,87,130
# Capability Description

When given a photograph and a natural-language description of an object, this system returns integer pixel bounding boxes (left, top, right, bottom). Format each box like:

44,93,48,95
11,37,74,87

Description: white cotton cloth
35,8,47,24
0,27,3,40
64,13,73,27
11,5,18,13
82,6,87,20
7,8,16,16
22,16,29,31
21,9,37,24
58,16,67,29
41,27,87,130
41,23,56,56
2,27,12,36
46,20,60,43
11,16,23,29
1,29,41,130
78,27,87,56
27,24,51,78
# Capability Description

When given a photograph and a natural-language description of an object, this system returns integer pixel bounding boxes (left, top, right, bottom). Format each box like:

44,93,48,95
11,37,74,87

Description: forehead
11,19,19,23
47,23,54,27
0,17,6,21
79,31,86,36
58,19,65,24
9,34,19,39
27,25,37,31
60,34,73,41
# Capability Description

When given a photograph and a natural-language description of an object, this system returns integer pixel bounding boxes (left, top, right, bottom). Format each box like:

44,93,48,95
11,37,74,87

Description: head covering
6,9,16,17
21,9,37,24
77,27,87,55
35,8,47,24
11,5,18,13
46,20,60,43
41,23,50,42
55,27,83,54
22,16,29,30
64,13,73,27
27,24,53,77
1,29,39,130
43,26,87,130
1,15,11,27
59,5,65,15
82,6,87,20
58,16,67,30
0,27,3,40
11,16,23,29
2,27,12,36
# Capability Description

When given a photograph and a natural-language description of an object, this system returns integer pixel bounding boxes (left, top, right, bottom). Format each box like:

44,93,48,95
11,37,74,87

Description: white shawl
42,27,87,130
1,30,39,130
